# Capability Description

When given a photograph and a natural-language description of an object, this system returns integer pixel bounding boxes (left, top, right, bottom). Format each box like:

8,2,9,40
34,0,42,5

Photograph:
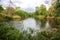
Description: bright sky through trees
0,0,52,12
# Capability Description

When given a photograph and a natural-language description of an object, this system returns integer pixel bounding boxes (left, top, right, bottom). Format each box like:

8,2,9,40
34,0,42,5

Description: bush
0,22,20,40
37,28,60,40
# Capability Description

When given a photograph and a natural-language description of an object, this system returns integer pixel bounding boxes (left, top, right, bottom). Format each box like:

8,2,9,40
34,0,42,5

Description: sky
0,0,52,12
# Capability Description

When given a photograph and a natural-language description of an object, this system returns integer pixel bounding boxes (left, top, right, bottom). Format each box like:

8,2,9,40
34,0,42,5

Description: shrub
0,22,20,40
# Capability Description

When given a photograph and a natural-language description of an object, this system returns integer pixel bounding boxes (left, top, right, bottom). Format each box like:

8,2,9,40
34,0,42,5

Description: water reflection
35,18,47,28
35,18,51,31
49,18,57,28
12,18,51,32
23,18,38,30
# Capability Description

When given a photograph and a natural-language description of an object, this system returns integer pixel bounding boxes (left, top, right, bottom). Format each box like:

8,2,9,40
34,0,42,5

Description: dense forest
0,0,60,40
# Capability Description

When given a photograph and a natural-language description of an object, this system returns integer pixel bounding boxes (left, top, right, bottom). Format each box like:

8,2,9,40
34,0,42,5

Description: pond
12,18,51,32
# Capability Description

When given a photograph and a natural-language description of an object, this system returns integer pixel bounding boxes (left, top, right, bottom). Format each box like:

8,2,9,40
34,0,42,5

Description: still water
12,18,51,32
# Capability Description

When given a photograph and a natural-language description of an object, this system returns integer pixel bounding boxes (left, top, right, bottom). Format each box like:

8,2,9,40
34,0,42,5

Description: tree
48,0,60,28
49,0,60,17
48,5,55,16
0,5,4,13
35,4,47,16
4,7,15,16
15,8,29,20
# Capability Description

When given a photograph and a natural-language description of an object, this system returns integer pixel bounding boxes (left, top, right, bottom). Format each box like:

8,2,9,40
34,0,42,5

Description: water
12,18,51,32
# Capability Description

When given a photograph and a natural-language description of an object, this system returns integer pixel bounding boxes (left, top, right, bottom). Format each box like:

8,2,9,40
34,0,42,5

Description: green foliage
15,9,29,19
35,4,47,16
4,7,15,16
0,5,4,12
55,18,60,26
0,14,13,21
49,0,60,17
48,0,60,28
34,4,47,20
37,32,49,40
37,28,60,40
0,22,20,40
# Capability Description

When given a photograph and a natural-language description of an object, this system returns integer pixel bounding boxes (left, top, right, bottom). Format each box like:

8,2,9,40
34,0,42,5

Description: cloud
0,0,51,12
23,7,35,12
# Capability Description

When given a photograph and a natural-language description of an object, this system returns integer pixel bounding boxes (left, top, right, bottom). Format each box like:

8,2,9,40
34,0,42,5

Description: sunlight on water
23,18,40,30
45,21,50,29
